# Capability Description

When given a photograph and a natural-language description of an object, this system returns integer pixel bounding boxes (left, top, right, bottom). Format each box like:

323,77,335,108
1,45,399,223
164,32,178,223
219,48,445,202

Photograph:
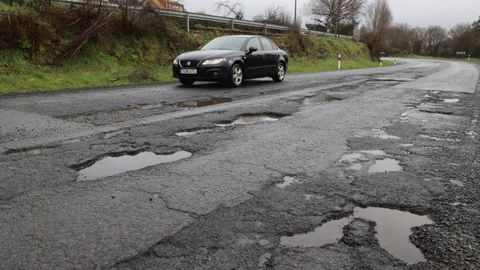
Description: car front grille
180,60,200,68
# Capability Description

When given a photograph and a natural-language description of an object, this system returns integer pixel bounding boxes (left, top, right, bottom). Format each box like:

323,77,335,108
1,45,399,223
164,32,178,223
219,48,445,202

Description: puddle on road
77,151,192,181
360,150,386,156
449,180,465,187
340,153,365,163
276,176,301,189
347,163,363,171
216,114,283,127
355,129,401,140
368,158,403,173
303,93,342,104
399,143,414,147
176,97,232,108
281,207,434,265
419,134,460,142
443,98,460,103
176,128,211,137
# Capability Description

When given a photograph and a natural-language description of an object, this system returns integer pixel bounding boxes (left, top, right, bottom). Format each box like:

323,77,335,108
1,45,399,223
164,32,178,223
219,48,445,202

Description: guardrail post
186,14,190,33
230,19,235,30
264,24,268,35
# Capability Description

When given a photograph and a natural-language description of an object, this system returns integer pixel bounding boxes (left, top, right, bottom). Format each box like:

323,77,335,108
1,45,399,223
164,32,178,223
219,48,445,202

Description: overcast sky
181,0,480,29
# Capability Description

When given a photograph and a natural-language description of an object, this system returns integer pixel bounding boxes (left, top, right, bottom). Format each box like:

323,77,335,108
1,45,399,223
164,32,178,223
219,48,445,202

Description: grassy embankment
0,3,386,94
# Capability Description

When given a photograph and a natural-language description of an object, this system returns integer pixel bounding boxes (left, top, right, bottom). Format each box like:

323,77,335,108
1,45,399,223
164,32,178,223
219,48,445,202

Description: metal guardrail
56,0,353,39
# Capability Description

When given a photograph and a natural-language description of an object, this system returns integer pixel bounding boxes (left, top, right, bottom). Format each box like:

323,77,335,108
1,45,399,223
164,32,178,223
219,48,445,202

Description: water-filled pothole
303,93,342,104
442,98,459,103
355,129,401,140
368,158,403,173
276,176,300,189
176,128,212,137
280,207,434,265
176,97,232,108
77,151,192,181
216,113,285,127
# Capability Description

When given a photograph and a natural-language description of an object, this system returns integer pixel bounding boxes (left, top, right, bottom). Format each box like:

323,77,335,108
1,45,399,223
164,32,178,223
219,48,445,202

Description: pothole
442,98,460,103
355,129,401,140
276,176,301,189
4,145,58,155
176,128,212,137
419,134,460,142
368,158,403,173
449,180,465,187
303,93,343,104
280,207,434,265
216,113,286,127
77,151,192,181
176,97,232,108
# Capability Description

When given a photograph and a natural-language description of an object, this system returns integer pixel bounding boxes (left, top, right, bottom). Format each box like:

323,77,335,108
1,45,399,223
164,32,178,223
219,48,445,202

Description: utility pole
294,0,297,26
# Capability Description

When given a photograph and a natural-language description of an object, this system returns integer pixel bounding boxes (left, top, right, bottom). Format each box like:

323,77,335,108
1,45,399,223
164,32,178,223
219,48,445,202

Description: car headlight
173,59,179,66
202,58,226,66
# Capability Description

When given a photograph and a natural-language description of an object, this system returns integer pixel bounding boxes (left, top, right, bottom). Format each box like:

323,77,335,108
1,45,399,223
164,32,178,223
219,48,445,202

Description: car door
260,37,278,75
243,37,266,78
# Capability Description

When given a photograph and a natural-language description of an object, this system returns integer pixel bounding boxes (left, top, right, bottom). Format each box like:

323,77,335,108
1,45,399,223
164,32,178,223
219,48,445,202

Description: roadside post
380,52,386,67
337,54,342,70
468,54,471,62
393,59,397,65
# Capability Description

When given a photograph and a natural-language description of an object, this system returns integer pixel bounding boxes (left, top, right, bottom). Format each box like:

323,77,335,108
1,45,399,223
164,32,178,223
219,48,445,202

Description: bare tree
309,0,365,34
423,26,447,56
410,27,426,55
359,0,392,60
215,0,244,20
386,23,412,55
253,6,293,26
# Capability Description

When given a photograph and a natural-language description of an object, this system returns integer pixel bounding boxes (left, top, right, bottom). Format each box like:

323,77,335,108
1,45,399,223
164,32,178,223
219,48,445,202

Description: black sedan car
173,35,288,87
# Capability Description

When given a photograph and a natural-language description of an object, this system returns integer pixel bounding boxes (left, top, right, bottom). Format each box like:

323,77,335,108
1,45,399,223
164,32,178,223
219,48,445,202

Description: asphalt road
1,59,479,269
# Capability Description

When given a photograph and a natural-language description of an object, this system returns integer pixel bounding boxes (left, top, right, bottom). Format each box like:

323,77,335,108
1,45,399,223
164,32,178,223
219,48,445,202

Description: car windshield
201,36,247,51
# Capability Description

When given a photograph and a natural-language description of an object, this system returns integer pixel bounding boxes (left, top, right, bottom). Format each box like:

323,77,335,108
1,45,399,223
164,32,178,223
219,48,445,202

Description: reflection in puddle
419,134,460,142
303,93,342,104
216,114,281,127
449,180,465,187
340,153,365,163
360,150,386,156
277,176,300,189
355,129,401,140
177,97,232,108
368,158,403,173
176,128,211,137
78,151,192,181
399,143,414,147
347,163,362,171
443,98,459,103
281,207,434,265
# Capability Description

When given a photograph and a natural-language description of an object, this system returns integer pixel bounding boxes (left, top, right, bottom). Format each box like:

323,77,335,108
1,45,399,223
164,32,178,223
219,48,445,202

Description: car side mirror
246,47,258,55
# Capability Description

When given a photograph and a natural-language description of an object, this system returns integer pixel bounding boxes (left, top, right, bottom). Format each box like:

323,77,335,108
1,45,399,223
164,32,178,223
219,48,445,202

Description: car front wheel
273,62,286,82
229,64,244,87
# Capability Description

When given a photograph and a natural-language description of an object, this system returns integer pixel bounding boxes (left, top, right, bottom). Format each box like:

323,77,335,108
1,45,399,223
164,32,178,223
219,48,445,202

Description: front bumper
173,64,230,82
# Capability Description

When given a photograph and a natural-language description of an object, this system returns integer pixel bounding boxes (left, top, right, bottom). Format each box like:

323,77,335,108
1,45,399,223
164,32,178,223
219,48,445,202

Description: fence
56,0,353,39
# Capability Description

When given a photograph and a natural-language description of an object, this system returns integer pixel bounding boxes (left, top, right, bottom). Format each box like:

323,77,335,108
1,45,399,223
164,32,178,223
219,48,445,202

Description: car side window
260,38,275,51
246,38,262,51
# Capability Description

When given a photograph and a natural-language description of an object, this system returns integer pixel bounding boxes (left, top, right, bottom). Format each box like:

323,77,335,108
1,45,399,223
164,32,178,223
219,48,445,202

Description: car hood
177,50,242,60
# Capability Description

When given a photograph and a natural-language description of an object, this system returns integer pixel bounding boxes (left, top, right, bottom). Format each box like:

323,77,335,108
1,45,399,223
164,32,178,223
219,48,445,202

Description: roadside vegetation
0,2,382,94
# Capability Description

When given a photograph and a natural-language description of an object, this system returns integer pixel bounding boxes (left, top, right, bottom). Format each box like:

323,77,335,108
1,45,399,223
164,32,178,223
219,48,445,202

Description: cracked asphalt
1,59,480,269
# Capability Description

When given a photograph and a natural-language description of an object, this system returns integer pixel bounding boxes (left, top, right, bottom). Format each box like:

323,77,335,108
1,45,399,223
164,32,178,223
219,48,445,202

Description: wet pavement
1,59,480,269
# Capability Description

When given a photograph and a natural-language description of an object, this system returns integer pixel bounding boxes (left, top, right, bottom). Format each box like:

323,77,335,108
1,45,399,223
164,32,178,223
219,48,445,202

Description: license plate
180,69,197,75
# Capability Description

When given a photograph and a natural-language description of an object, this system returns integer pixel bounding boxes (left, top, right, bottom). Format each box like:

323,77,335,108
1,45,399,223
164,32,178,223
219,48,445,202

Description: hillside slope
0,4,380,93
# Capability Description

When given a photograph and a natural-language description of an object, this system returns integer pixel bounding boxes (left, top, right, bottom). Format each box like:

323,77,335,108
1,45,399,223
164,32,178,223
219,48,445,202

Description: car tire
273,62,286,82
179,78,195,86
228,63,244,87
